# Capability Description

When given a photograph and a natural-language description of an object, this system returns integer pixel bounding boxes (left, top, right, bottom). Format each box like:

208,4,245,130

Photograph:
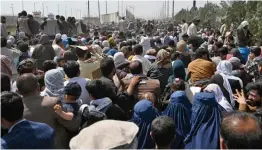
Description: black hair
17,73,38,95
37,74,45,90
182,19,186,23
246,82,262,97
133,44,143,55
55,38,62,45
171,52,180,61
182,34,189,38
27,14,33,19
60,16,65,21
250,47,261,57
63,50,78,62
168,40,175,47
75,47,87,58
1,91,24,122
85,80,106,99
171,78,186,91
64,82,82,100
119,42,126,49
228,43,236,48
220,111,262,149
21,10,27,16
63,61,80,78
56,57,65,63
187,36,201,51
215,41,224,49
195,47,209,59
151,116,176,148
1,16,6,20
1,37,7,47
17,59,36,75
129,60,143,74
218,47,228,56
43,60,57,72
56,15,60,19
18,43,29,52
100,57,115,77
1,73,11,92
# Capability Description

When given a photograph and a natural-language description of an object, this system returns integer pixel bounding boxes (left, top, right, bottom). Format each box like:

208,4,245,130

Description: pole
106,0,107,14
88,0,90,18
172,0,174,18
98,0,100,19
121,0,123,17
167,0,169,18
11,4,14,22
22,0,24,10
42,3,44,17
58,4,60,15
46,6,48,15
118,1,119,14
65,6,67,18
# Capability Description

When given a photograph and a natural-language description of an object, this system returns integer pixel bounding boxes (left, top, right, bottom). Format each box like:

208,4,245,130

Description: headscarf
42,68,65,100
239,21,249,29
129,99,160,149
108,37,116,47
39,34,50,45
204,84,233,112
18,32,26,39
55,33,62,40
1,55,12,78
81,38,87,45
8,36,15,45
162,91,192,149
113,52,129,69
184,92,222,149
216,60,243,106
102,40,109,48
106,49,118,57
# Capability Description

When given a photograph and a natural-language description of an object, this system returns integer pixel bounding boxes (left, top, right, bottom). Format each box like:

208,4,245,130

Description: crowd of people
1,10,262,149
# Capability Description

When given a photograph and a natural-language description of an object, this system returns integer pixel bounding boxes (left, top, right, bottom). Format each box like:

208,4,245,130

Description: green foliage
174,0,262,44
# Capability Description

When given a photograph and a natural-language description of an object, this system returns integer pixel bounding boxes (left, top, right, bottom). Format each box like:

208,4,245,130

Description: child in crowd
54,82,82,120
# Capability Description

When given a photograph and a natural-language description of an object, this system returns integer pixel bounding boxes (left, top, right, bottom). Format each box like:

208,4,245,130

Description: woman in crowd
129,99,160,149
162,90,192,148
210,60,243,107
184,92,222,149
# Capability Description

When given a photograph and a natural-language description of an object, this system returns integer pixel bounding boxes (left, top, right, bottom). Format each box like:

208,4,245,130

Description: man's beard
247,99,262,107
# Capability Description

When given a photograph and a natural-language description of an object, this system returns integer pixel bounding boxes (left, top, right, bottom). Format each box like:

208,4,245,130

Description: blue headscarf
184,92,222,149
162,91,192,148
129,99,160,149
106,49,118,56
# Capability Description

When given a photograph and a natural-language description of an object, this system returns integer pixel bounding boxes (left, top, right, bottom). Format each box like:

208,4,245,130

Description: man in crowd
16,73,78,149
187,18,200,37
220,111,262,149
151,116,176,149
17,10,32,38
132,44,151,74
63,61,91,104
41,13,60,39
27,14,40,36
187,48,216,84
1,91,54,149
181,19,188,35
1,16,8,38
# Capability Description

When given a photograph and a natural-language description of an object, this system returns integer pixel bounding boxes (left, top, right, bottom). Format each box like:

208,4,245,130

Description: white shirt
119,19,125,32
139,36,151,54
8,119,26,133
132,55,152,75
181,23,188,34
0,23,8,38
52,44,63,57
187,23,197,37
64,77,91,104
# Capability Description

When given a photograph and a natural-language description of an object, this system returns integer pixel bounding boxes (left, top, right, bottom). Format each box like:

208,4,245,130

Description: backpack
78,104,109,130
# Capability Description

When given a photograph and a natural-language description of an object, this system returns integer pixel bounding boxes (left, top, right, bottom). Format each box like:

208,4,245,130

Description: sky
0,0,221,19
